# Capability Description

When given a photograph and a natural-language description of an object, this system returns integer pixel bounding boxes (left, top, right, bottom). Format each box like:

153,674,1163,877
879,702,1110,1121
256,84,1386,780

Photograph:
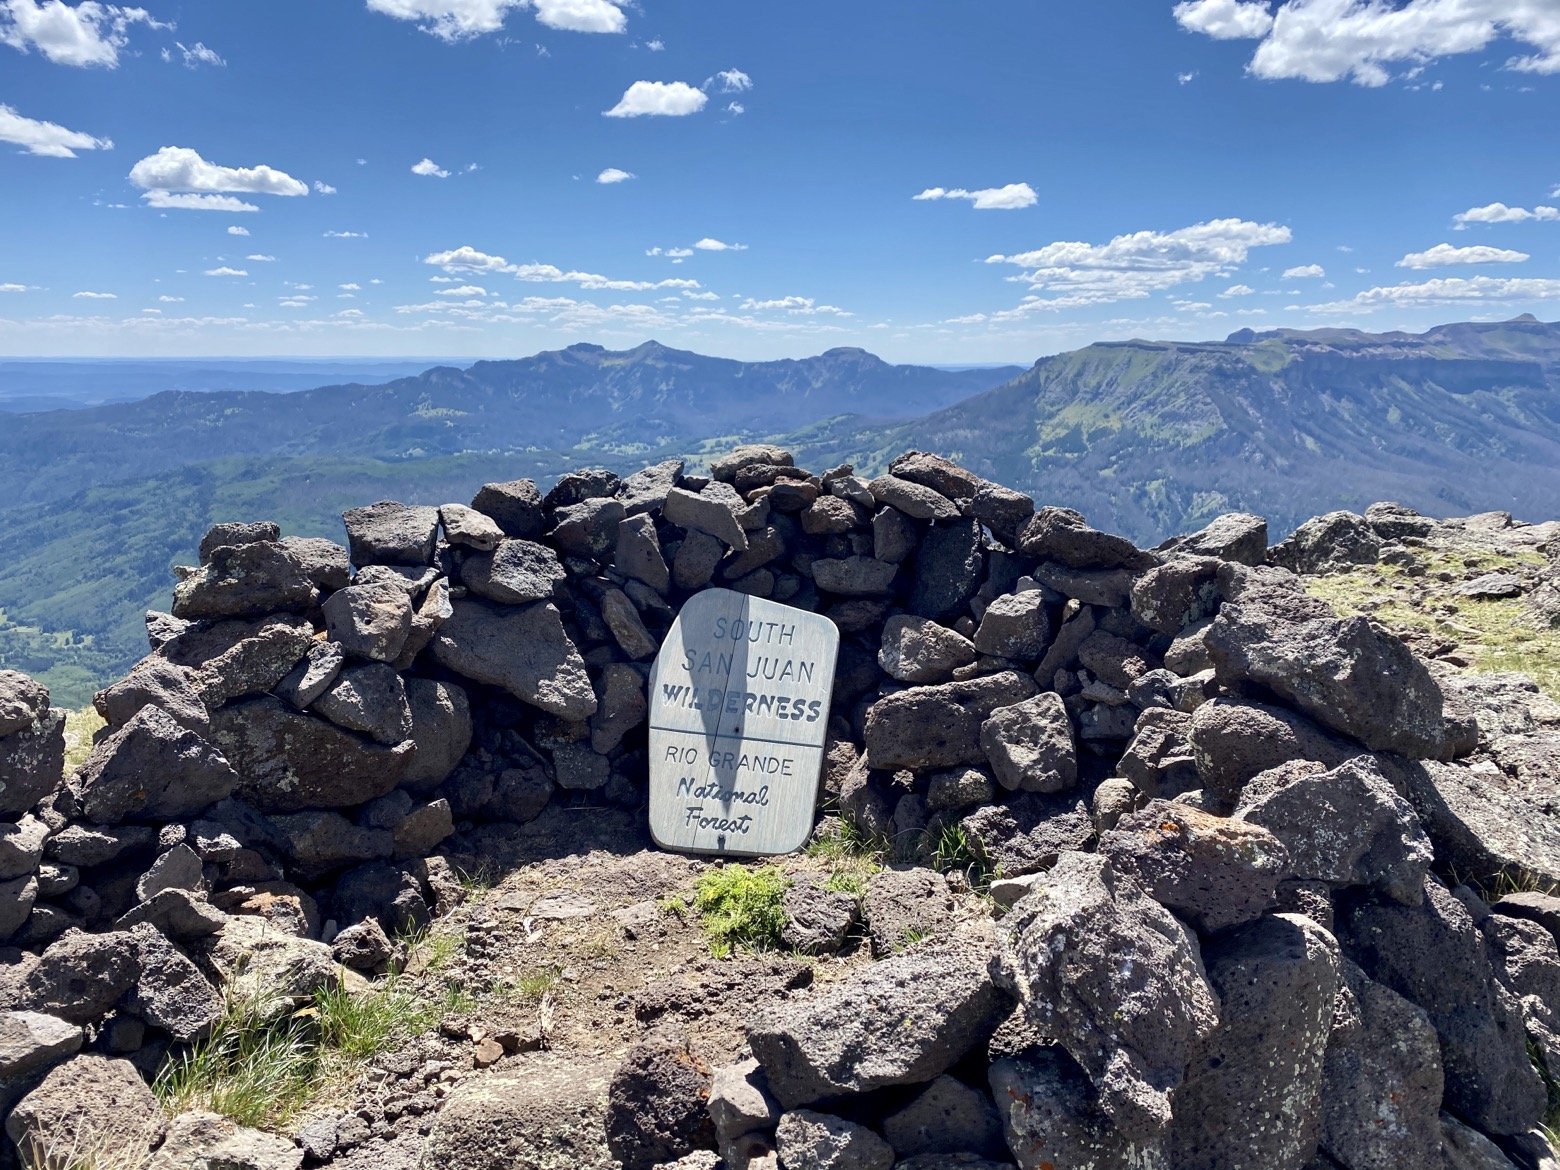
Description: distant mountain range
2,322,1558,705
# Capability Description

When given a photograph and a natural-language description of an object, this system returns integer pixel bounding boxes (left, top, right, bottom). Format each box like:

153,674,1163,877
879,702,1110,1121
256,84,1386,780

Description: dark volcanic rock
1205,566,1445,757
1018,507,1153,571
994,851,1219,1140
1188,698,1356,807
961,792,1094,878
431,598,596,720
471,478,546,539
0,671,50,738
1169,914,1341,1170
461,539,568,605
342,500,440,566
312,662,413,745
989,1047,1164,1170
908,519,984,619
322,581,414,663
210,696,412,813
171,541,314,621
604,1031,716,1170
877,615,977,684
748,939,1009,1108
980,693,1077,793
0,707,66,819
198,520,281,563
74,705,238,823
1100,801,1286,934
864,672,1037,770
1339,879,1546,1136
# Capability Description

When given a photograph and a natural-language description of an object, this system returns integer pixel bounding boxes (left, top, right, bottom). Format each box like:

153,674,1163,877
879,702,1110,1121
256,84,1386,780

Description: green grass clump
929,822,994,890
691,864,790,958
155,977,435,1129
806,816,886,896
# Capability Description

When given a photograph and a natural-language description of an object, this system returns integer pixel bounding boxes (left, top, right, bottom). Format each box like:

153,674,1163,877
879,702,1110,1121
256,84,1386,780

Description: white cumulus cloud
0,0,166,68
1453,201,1560,227
204,266,247,276
596,167,634,184
226,225,249,236
365,0,623,40
604,80,707,117
130,146,308,199
436,284,487,296
1283,263,1325,278
0,282,28,292
985,217,1293,308
411,157,450,178
710,68,752,93
246,253,276,262
0,102,111,157
1307,274,1560,311
144,191,259,212
1174,0,1560,86
914,182,1038,211
1220,283,1256,296
314,180,336,194
1397,242,1531,268
694,237,746,252
173,40,223,67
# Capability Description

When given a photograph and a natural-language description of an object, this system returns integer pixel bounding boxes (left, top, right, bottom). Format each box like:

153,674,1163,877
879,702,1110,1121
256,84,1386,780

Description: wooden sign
648,588,840,857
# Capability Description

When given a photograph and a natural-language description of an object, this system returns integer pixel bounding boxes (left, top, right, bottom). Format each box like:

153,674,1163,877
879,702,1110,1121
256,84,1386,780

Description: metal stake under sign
647,588,840,856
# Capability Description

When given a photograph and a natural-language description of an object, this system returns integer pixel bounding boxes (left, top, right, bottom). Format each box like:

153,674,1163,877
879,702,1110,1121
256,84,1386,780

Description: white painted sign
648,588,840,857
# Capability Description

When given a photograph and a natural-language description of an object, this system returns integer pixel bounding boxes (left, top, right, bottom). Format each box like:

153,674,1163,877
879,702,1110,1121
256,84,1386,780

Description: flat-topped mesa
3,445,1558,1170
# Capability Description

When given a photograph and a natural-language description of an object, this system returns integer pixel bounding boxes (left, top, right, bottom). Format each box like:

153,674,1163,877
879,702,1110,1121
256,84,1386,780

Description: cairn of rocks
1,444,1559,1170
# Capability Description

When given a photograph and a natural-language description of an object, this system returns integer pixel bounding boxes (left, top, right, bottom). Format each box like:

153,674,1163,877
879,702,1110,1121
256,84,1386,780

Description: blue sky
1,0,1558,362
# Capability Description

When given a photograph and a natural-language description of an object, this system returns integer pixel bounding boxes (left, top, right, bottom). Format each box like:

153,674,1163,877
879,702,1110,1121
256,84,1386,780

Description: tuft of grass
691,864,790,958
497,965,563,1005
155,976,435,1129
11,1112,165,1170
807,816,886,897
62,705,106,773
929,822,995,890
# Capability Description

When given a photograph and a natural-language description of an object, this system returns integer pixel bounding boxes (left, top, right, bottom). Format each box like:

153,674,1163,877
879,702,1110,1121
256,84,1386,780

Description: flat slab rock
431,598,596,720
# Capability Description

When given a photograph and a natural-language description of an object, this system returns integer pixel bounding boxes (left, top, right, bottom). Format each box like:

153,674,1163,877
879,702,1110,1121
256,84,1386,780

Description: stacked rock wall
3,445,1560,1169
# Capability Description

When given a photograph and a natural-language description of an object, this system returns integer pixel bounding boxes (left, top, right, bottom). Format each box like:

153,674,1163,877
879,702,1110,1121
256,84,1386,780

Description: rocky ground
2,447,1559,1170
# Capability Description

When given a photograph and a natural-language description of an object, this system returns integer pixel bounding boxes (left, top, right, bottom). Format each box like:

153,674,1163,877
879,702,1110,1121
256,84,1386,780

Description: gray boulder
0,815,48,881
211,695,411,811
1188,698,1355,807
1389,756,1560,889
1130,556,1221,635
194,914,339,1020
994,852,1220,1139
617,514,671,591
125,923,223,1042
1116,708,1197,800
440,502,504,551
1169,914,1341,1170
1339,879,1545,1135
980,693,1078,793
969,481,1035,547
1171,512,1268,565
1364,502,1435,542
199,520,281,562
0,875,35,940
1235,757,1432,904
471,478,546,539
172,541,315,620
421,1056,615,1170
14,930,140,1024
664,485,749,551
1017,507,1152,571
864,672,1037,771
863,867,953,957
617,458,684,515
748,938,1010,1108
277,535,352,591
1204,565,1445,757
988,1048,1167,1170
74,705,238,823
273,639,345,709
590,663,647,755
342,500,440,566
1100,801,1285,934
0,706,65,818
815,555,898,597
95,655,209,733
961,792,1094,878
312,662,413,745
868,474,960,522
973,592,1051,660
0,1011,83,1094
461,538,567,604
322,581,414,662
1269,511,1381,574
0,671,50,738
404,678,473,788
432,598,597,720
1439,1113,1524,1170
1319,960,1445,1170
146,1110,304,1170
878,615,977,684
776,1110,895,1170
272,810,393,882
782,878,859,957
604,1031,716,1170
882,1074,1004,1161
5,1055,164,1169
